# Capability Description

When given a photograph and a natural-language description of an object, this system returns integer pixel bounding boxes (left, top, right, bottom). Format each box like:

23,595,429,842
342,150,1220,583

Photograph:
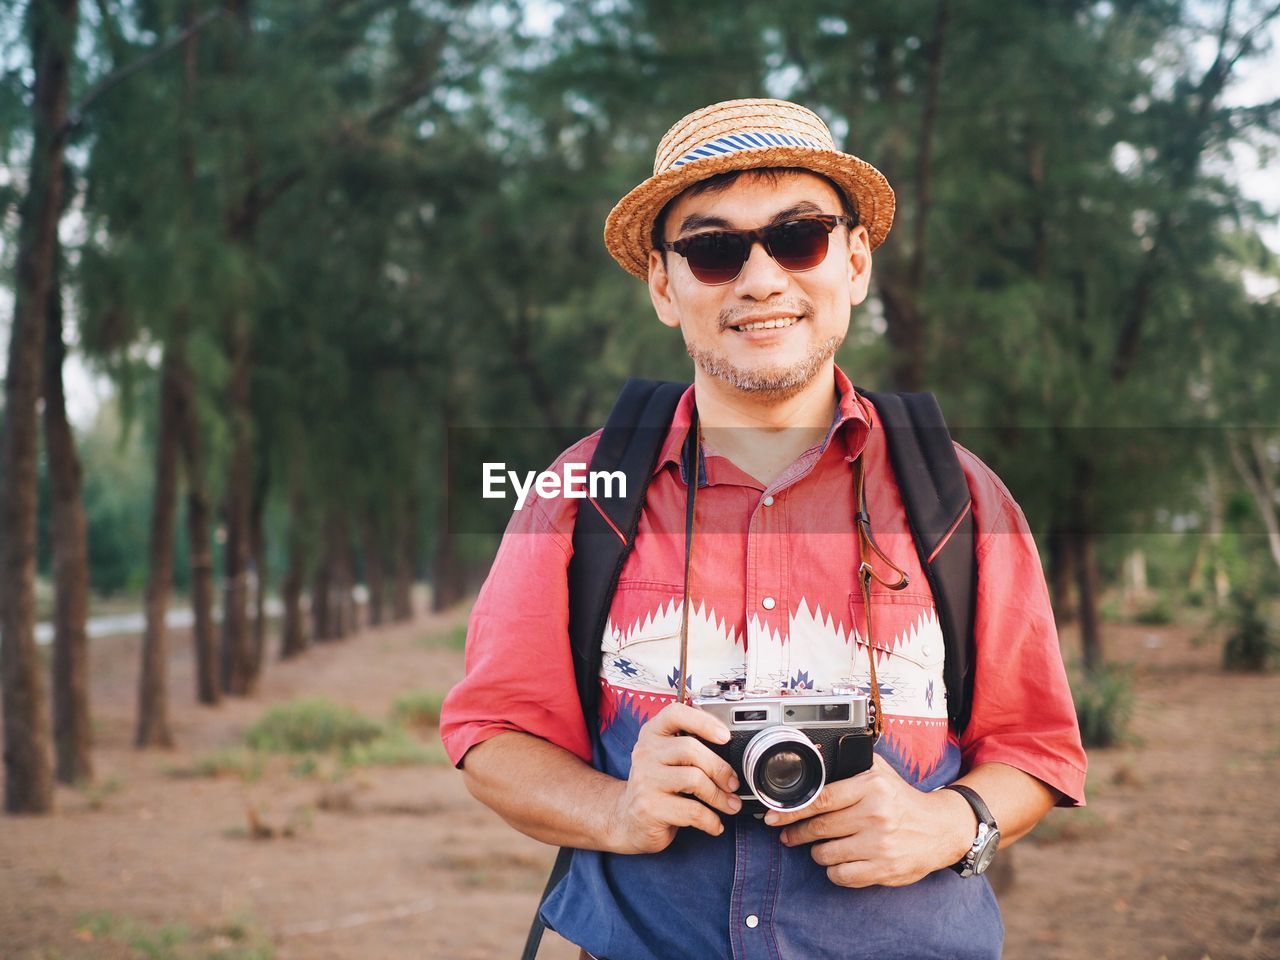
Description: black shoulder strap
523,378,686,960
860,390,977,733
567,378,689,727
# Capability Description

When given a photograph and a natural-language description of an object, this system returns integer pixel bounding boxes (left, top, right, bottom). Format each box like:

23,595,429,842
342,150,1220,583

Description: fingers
764,775,864,829
655,763,742,816
646,701,730,744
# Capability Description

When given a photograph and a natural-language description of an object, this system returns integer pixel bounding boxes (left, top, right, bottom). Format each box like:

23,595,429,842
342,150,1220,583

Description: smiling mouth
731,316,800,333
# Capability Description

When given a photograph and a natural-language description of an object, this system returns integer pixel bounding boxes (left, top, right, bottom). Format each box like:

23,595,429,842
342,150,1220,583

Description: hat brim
604,146,896,281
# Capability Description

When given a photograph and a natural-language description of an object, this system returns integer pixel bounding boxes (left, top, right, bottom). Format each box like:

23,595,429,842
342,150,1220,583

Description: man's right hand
608,702,744,854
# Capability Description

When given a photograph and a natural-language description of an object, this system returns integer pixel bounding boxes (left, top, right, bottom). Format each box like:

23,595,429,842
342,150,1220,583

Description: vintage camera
693,679,876,815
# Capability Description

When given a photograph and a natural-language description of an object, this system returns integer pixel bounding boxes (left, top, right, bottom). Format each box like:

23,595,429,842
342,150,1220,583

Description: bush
1132,597,1173,625
245,698,384,754
1222,592,1278,672
1070,663,1135,748
341,727,447,768
391,690,446,729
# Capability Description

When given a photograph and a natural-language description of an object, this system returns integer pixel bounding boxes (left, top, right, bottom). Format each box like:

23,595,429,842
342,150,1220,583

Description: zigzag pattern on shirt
600,595,948,721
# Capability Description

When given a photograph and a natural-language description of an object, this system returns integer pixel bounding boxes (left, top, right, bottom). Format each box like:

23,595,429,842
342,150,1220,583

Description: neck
692,363,839,487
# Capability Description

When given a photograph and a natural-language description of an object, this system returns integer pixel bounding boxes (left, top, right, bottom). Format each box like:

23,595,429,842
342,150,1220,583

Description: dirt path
2,610,1277,960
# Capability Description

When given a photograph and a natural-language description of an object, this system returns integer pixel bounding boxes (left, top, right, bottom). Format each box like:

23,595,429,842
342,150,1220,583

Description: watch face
972,829,1001,875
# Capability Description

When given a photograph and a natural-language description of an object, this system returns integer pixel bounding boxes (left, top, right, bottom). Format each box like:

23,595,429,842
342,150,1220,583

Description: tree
2,0,79,815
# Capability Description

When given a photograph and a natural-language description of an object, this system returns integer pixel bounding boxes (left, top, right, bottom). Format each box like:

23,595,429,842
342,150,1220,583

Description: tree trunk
219,310,254,695
1070,460,1103,673
281,492,308,659
392,494,417,621
44,236,93,784
1046,523,1074,624
136,343,184,748
178,359,219,705
362,512,385,628
175,0,219,706
247,472,268,682
311,554,332,641
2,0,78,815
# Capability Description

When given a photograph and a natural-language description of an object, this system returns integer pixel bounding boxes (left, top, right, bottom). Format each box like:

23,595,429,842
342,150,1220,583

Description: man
441,98,1086,960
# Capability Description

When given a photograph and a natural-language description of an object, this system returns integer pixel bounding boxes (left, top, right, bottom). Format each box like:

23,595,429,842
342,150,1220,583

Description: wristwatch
942,783,1000,877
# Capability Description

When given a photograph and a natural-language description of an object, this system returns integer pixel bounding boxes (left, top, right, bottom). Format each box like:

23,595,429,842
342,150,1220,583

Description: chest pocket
848,592,948,720
602,582,745,693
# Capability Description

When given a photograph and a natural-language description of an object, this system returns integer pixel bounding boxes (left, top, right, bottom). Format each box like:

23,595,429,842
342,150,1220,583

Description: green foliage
1221,592,1278,672
340,727,446,769
1132,597,1174,625
1071,663,1137,748
73,910,275,959
244,698,384,754
242,697,446,770
391,690,446,729
173,747,264,782
418,623,468,651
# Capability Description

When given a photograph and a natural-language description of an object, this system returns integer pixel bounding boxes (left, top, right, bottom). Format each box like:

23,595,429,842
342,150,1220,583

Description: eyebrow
676,201,830,237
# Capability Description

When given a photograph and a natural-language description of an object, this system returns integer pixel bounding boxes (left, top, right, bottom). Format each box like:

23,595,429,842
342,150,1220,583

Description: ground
2,606,1278,960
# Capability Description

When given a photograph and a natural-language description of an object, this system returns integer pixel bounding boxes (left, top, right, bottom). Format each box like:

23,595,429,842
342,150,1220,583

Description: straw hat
604,98,896,281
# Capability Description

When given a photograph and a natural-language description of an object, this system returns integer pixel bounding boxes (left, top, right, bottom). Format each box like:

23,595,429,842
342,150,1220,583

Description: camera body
692,679,876,815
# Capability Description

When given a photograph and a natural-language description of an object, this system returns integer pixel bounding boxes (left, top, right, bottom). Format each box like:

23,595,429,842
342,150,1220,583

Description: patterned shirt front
441,366,1087,960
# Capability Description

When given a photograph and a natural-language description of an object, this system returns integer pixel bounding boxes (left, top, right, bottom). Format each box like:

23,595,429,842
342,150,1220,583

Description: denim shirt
541,723,1003,960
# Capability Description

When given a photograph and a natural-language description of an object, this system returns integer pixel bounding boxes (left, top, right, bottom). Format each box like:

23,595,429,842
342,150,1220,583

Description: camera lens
742,726,825,812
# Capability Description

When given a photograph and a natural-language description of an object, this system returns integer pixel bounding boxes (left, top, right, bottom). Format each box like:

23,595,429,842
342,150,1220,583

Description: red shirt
441,367,1086,806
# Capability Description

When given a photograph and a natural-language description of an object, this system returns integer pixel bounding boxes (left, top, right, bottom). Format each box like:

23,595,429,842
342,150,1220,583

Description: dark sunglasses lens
684,233,748,284
768,219,830,271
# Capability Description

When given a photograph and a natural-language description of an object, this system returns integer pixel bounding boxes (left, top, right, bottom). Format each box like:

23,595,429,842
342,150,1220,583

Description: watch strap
942,783,997,829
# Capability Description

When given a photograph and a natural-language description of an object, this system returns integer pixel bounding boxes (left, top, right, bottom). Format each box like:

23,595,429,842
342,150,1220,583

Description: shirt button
745,915,759,929
762,495,774,507
761,597,776,610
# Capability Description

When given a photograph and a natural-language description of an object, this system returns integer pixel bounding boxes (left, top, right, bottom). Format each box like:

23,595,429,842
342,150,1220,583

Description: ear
846,224,873,307
648,249,682,330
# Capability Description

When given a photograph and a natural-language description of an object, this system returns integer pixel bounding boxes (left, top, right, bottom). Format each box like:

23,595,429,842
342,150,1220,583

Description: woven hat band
669,132,828,171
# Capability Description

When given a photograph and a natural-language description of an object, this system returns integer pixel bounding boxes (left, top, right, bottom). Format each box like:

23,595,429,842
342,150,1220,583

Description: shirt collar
653,365,873,484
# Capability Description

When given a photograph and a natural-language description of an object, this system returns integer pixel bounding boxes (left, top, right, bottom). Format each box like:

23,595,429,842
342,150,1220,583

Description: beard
686,326,844,402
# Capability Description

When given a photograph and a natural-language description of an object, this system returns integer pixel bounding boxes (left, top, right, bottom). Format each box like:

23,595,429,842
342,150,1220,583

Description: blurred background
1,1,1278,958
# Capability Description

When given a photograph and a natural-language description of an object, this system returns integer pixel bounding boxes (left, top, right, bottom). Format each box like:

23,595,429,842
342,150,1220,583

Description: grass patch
341,727,446,768
1221,591,1278,672
245,698,384,754
391,690,446,729
72,910,275,959
1132,597,1174,625
418,623,467,651
78,774,125,810
1070,662,1136,748
168,747,264,782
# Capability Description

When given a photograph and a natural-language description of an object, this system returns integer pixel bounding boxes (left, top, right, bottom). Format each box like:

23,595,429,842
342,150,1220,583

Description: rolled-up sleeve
956,446,1088,807
439,437,599,768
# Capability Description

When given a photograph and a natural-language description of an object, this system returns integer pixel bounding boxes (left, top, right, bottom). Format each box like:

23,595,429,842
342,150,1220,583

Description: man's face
647,170,872,400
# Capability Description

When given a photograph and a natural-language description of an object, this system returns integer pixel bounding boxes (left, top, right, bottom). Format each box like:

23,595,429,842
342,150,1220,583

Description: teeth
737,317,798,332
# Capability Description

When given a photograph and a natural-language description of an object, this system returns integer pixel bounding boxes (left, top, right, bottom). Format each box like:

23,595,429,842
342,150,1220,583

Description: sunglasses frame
662,214,856,285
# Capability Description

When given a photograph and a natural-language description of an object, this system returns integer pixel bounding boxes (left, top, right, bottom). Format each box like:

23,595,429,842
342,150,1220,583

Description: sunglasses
662,214,855,285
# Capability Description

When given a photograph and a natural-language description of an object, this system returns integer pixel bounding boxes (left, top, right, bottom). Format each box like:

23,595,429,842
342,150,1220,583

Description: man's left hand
762,755,974,889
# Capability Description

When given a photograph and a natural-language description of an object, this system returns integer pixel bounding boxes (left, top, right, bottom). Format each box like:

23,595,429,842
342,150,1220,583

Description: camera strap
676,414,701,705
853,455,910,739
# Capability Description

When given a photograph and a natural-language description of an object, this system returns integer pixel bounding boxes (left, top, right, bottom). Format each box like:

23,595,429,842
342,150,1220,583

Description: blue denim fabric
540,717,1004,959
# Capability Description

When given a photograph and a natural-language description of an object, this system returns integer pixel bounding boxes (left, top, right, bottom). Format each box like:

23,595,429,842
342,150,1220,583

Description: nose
733,238,790,300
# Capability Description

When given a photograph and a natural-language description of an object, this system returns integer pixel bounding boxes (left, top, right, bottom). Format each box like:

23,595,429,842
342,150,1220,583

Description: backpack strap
567,378,689,728
860,390,977,732
523,378,686,960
